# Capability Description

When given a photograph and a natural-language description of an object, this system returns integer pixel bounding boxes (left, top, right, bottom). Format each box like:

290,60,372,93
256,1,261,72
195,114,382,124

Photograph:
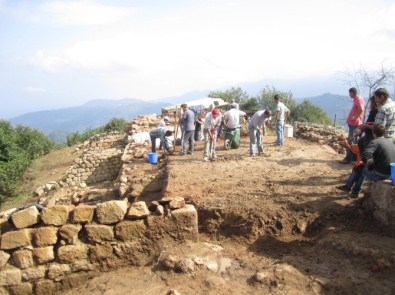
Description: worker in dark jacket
361,123,395,181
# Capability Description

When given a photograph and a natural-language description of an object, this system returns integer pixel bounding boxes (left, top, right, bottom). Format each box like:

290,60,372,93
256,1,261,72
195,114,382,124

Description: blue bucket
148,152,158,164
391,163,395,185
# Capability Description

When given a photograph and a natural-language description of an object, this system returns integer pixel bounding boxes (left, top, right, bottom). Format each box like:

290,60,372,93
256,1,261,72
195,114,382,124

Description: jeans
181,130,195,154
345,124,358,161
276,120,284,145
203,129,216,158
249,127,263,156
194,130,201,141
345,165,364,193
362,168,389,181
150,135,158,153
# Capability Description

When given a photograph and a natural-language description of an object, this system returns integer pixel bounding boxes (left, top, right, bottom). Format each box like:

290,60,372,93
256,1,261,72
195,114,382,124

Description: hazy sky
1,0,394,118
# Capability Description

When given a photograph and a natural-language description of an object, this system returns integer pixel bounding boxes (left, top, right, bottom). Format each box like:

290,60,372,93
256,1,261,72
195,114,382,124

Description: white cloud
25,86,45,93
29,0,395,98
41,1,138,26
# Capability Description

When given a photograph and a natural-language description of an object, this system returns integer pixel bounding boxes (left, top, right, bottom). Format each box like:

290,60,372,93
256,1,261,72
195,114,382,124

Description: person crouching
149,128,173,155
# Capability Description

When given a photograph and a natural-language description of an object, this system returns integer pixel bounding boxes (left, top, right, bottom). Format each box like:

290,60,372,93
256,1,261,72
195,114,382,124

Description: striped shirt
375,98,395,138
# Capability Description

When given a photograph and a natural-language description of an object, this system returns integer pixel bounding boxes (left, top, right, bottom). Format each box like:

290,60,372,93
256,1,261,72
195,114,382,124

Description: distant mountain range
10,93,354,143
10,98,171,143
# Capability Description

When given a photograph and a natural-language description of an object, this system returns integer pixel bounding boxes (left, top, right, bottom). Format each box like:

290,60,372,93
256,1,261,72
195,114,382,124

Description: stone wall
60,132,126,188
0,198,198,294
294,122,347,153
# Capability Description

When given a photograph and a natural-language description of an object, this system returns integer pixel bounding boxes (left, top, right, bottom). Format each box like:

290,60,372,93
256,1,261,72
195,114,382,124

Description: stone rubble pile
0,197,198,294
294,122,347,154
124,114,160,135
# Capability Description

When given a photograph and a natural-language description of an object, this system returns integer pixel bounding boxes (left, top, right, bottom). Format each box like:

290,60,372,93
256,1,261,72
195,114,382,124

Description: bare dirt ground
62,135,395,295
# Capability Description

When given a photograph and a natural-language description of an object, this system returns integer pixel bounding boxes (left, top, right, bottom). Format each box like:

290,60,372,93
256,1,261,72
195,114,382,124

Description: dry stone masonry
0,197,198,294
60,132,125,188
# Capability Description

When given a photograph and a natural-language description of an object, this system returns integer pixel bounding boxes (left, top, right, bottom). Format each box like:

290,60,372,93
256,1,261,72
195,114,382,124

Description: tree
256,86,298,120
208,87,250,104
104,117,127,132
292,100,332,125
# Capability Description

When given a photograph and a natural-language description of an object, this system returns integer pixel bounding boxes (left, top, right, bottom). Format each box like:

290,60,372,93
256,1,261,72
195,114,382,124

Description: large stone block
96,200,128,224
73,205,95,224
89,243,113,261
35,280,56,295
13,249,34,269
59,224,81,244
127,201,149,219
170,204,199,242
366,181,395,228
22,266,46,282
33,246,54,264
0,251,10,267
47,263,71,281
0,268,22,286
85,224,114,243
11,206,40,229
8,282,33,295
41,205,70,226
34,227,58,247
115,220,146,241
58,244,88,264
1,229,32,250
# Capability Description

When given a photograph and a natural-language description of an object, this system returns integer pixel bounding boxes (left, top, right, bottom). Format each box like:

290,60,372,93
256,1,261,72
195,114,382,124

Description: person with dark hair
248,110,272,157
273,95,290,146
340,87,365,164
194,113,203,142
203,108,222,161
149,128,173,154
357,96,378,151
361,123,395,181
179,103,195,155
373,88,395,139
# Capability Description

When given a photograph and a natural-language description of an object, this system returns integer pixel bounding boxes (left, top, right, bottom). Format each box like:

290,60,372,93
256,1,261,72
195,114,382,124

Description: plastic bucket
391,163,395,185
148,152,158,164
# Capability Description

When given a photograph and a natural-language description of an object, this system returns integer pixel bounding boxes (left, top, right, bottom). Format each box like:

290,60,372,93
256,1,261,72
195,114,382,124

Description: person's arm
362,140,376,164
285,108,290,122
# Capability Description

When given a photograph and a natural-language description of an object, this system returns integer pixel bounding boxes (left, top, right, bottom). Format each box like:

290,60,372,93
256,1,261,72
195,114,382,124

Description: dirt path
64,135,395,294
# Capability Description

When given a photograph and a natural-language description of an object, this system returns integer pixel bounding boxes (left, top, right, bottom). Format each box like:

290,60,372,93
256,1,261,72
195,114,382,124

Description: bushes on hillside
0,120,53,202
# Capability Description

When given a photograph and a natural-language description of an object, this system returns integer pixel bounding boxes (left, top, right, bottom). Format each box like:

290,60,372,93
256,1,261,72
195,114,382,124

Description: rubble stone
33,246,55,264
96,200,128,224
1,229,32,250
13,249,34,269
85,224,114,243
89,243,113,261
0,268,22,286
41,205,70,226
21,266,46,281
0,251,10,267
58,244,88,264
170,205,198,242
127,201,149,219
47,263,71,281
73,205,95,224
59,224,81,244
8,282,33,295
34,227,58,247
11,206,40,229
114,220,146,241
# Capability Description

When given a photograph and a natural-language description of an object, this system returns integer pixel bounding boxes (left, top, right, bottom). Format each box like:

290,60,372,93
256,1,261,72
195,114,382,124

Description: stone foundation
0,198,198,294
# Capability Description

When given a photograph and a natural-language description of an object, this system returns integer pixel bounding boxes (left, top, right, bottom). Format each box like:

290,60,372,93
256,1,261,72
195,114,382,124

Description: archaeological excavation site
1,115,394,295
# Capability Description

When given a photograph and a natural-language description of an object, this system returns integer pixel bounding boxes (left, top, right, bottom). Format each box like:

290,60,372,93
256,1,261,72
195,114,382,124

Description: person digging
203,108,222,161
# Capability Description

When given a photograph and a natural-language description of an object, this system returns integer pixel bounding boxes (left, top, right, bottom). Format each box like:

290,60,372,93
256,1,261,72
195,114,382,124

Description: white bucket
284,124,293,137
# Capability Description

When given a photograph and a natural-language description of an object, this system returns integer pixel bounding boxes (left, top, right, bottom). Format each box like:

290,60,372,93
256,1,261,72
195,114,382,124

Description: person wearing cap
158,115,170,128
248,110,272,157
203,108,222,161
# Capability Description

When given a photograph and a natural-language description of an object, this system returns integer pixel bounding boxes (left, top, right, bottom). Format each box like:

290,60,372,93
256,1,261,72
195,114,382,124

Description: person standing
194,113,203,142
203,108,222,161
179,104,195,155
340,87,364,164
273,95,290,146
223,103,246,149
248,110,272,157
